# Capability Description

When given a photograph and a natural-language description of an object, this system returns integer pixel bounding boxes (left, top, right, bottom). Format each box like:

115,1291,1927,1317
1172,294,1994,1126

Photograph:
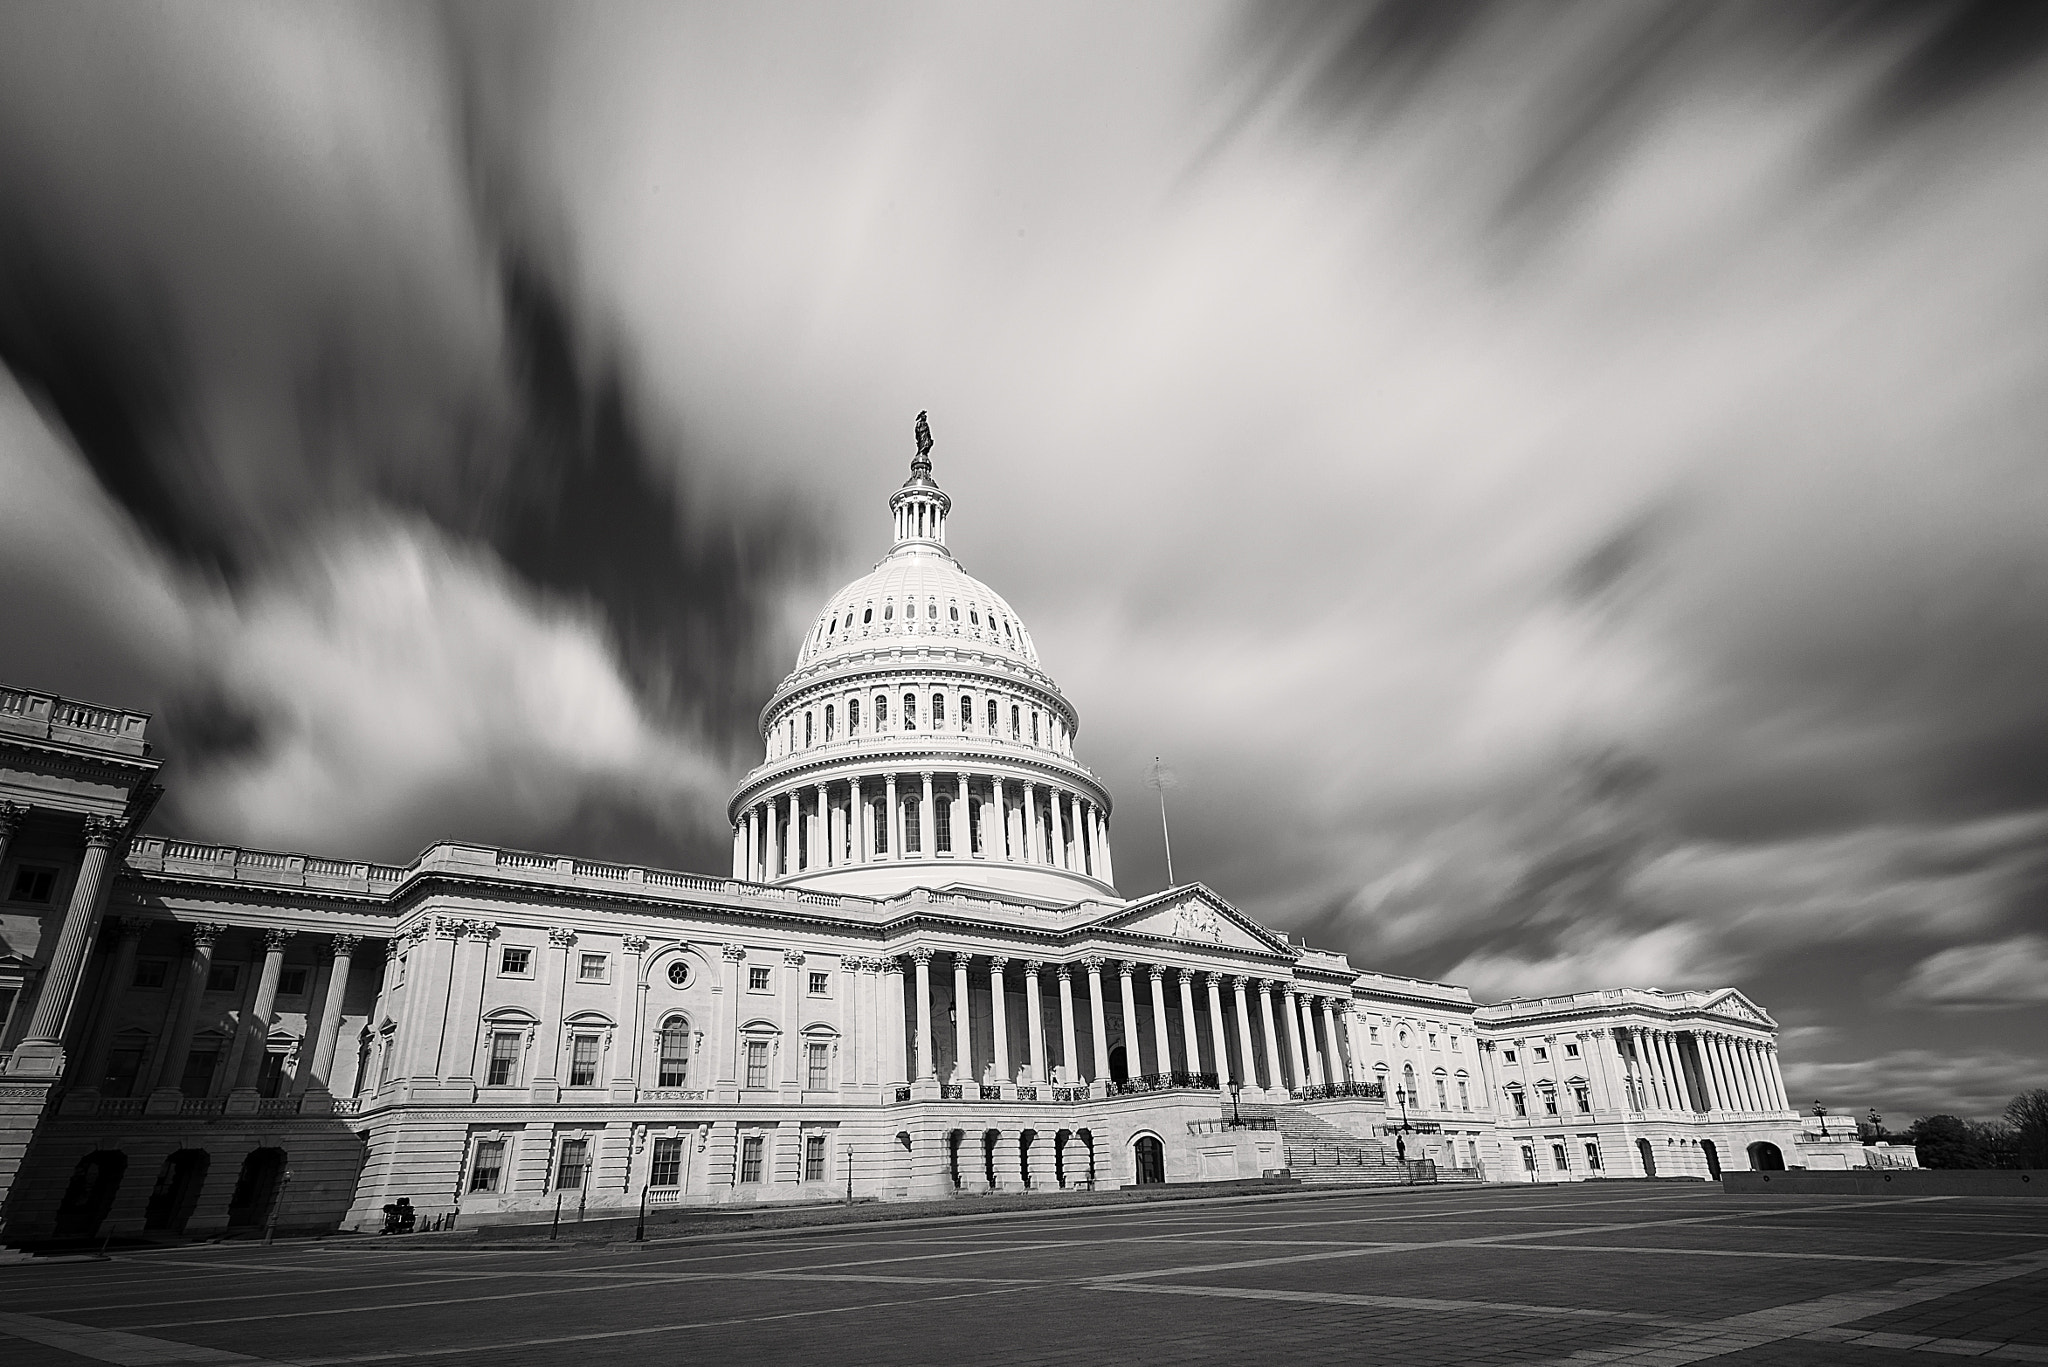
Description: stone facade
0,435,1807,1243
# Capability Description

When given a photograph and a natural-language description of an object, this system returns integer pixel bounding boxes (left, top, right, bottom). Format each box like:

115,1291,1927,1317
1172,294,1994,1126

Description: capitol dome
728,414,1116,903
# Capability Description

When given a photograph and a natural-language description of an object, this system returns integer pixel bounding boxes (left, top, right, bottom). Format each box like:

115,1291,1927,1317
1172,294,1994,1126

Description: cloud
1900,935,2048,1010
1784,1048,2046,1123
1445,922,1730,1003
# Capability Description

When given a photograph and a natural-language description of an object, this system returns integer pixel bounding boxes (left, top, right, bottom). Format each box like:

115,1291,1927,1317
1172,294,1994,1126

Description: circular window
666,960,691,988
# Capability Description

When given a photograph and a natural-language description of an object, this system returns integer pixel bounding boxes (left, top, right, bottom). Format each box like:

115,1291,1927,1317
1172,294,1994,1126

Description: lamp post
1229,1081,1243,1127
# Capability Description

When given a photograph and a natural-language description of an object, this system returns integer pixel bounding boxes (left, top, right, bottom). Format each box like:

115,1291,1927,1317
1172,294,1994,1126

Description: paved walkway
2,1184,2045,1365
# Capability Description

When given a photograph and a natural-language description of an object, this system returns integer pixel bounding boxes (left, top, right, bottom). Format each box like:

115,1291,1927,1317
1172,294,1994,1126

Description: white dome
796,544,1039,670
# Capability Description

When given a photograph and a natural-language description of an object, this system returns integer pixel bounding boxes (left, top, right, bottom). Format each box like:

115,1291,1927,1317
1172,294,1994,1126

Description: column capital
262,927,296,952
1117,960,1138,980
908,946,935,965
551,926,581,948
81,813,127,848
187,921,228,948
1258,978,1278,996
783,948,806,967
116,915,152,939
1227,973,1248,991
1022,959,1045,975
0,801,29,837
623,934,650,955
988,955,1011,973
1080,955,1105,974
720,942,747,962
1147,964,1168,983
330,933,364,957
1054,962,1073,982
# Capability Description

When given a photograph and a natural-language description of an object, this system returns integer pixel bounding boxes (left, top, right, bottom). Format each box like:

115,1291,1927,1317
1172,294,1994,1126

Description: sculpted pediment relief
1707,990,1770,1026
1098,888,1290,956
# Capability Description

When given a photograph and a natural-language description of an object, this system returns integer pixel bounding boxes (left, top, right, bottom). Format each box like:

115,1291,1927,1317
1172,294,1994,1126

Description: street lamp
1229,1081,1243,1127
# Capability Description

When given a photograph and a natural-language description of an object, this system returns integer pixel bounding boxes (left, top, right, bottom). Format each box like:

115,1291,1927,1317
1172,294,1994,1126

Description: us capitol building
0,422,1801,1242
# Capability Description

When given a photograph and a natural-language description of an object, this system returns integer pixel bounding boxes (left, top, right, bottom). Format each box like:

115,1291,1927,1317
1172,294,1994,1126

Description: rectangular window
1010,705,1020,739
650,1137,683,1188
1565,1042,1580,1058
1552,1143,1569,1170
1369,1026,1379,1043
1585,1142,1603,1171
804,1134,826,1182
749,966,770,992
377,1038,394,1087
934,794,952,852
1451,1033,1462,1051
181,1046,221,1097
578,952,607,982
745,1040,769,1089
739,1135,764,1183
1435,1079,1448,1108
808,971,828,996
1543,1091,1559,1116
1574,1085,1591,1113
1521,1145,1536,1172
206,963,241,994
1534,1046,1548,1061
959,696,972,729
824,705,835,742
968,797,983,855
278,967,309,996
1428,1031,1438,1048
1502,1048,1517,1064
556,1138,589,1190
8,865,56,903
903,692,917,729
804,712,813,746
875,694,888,728
569,1034,600,1087
487,1031,522,1087
469,1139,505,1192
873,798,889,854
500,946,531,976
396,952,407,986
807,1042,829,1091
1030,711,1040,745
658,1028,690,1087
132,960,169,989
1511,1090,1527,1117
1458,1080,1470,1110
101,1043,145,1097
849,698,861,733
987,699,998,732
903,797,921,854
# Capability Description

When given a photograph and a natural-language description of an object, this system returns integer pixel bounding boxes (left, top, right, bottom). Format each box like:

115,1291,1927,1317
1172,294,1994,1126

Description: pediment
1091,885,1294,958
1702,989,1774,1027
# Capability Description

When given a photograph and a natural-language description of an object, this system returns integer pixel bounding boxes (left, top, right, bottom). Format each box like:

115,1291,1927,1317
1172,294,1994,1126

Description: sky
2,0,2045,1123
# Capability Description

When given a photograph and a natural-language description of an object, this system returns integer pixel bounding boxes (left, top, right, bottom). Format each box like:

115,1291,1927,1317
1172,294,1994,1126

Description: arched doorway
982,1130,1000,1189
226,1148,286,1231
1078,1129,1097,1188
1053,1129,1072,1188
1134,1135,1165,1185
1108,1045,1129,1084
1019,1130,1036,1189
54,1150,127,1240
145,1150,210,1234
1747,1140,1785,1171
945,1130,965,1190
1702,1139,1722,1179
1637,1137,1657,1178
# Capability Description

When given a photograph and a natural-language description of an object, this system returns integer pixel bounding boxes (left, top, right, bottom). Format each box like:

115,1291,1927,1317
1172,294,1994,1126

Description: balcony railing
1188,1116,1276,1133
1292,1081,1386,1102
1014,1085,1039,1101
1107,1071,1218,1097
979,1084,1002,1100
893,1086,912,1102
1052,1086,1087,1102
940,1084,965,1100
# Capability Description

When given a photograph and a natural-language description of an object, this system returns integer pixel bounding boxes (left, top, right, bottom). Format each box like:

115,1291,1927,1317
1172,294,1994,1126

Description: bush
2007,1089,2048,1169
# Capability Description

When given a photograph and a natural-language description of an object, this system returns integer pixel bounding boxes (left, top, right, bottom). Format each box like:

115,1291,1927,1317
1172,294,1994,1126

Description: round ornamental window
666,960,691,988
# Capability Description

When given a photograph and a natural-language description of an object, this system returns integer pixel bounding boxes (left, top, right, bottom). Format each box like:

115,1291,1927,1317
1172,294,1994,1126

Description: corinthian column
305,934,363,1094
1205,973,1232,1087
951,952,973,1085
1282,988,1308,1091
1085,956,1111,1082
1231,976,1256,1090
1022,960,1046,1083
16,814,125,1067
1147,966,1172,1076
148,923,226,1100
989,957,1012,1089
0,802,28,874
76,916,151,1089
1258,981,1284,1093
1117,962,1142,1078
911,948,936,1080
1055,964,1079,1084
231,928,295,1092
1049,790,1067,869
1178,969,1203,1075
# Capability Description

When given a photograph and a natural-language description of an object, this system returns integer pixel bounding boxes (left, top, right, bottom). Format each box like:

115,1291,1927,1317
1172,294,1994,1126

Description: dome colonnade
728,417,1114,902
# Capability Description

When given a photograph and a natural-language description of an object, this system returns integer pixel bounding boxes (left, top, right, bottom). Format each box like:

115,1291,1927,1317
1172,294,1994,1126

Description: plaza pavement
1,1181,2045,1366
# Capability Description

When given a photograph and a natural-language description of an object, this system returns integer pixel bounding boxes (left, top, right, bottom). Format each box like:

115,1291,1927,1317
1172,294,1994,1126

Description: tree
1906,1114,2014,1169
2007,1089,2048,1169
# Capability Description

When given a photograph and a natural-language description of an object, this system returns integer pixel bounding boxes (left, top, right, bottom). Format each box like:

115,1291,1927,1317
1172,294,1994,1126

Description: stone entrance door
1134,1135,1165,1184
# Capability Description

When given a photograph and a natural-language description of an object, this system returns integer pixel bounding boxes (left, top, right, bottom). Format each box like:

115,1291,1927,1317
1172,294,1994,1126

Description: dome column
1117,962,1141,1082
816,782,831,869
952,775,968,857
852,779,869,864
885,774,900,859
919,773,936,860
1049,789,1067,870
951,953,972,1086
1258,982,1286,1094
1230,976,1256,1093
766,797,783,879
731,821,744,879
988,957,1011,1092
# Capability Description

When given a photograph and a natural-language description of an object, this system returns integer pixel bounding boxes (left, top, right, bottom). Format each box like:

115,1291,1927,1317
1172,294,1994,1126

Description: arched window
1402,1063,1417,1102
934,793,952,852
1010,705,1021,739
849,698,861,733
862,606,873,625
927,598,938,620
987,699,998,732
1030,711,1040,745
949,602,959,622
902,795,921,854
970,608,981,627
876,694,889,727
658,1017,691,1088
884,602,894,622
903,692,918,730
804,712,813,747
824,705,835,742
932,692,944,728
959,694,972,729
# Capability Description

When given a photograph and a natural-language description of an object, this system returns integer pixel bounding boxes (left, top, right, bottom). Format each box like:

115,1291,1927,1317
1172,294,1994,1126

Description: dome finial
912,409,934,476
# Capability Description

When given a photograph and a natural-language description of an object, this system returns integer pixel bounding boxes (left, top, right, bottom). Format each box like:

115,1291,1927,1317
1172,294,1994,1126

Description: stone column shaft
920,773,936,858
149,925,224,1096
881,958,908,1086
1148,968,1173,1076
1258,984,1284,1093
232,929,294,1091
1086,960,1111,1082
1023,963,1046,1082
1118,964,1142,1077
1231,978,1257,1091
304,934,362,1092
1206,974,1232,1088
1056,966,1080,1084
1178,971,1203,1075
20,815,122,1050
913,951,935,1080
1283,991,1308,1091
951,953,973,1085
989,959,1012,1087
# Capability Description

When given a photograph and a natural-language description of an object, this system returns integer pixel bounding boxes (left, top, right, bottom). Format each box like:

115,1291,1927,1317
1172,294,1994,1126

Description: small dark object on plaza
382,1197,416,1234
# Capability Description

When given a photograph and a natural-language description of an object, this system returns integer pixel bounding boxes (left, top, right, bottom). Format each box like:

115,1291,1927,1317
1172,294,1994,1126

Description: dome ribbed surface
795,546,1039,669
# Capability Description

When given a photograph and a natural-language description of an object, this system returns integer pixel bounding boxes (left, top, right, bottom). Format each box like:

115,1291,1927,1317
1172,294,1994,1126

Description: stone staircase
1231,1101,1478,1186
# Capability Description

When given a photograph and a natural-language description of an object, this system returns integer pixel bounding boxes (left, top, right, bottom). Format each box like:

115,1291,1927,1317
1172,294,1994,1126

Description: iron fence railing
1107,1071,1220,1097
1291,1081,1386,1102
